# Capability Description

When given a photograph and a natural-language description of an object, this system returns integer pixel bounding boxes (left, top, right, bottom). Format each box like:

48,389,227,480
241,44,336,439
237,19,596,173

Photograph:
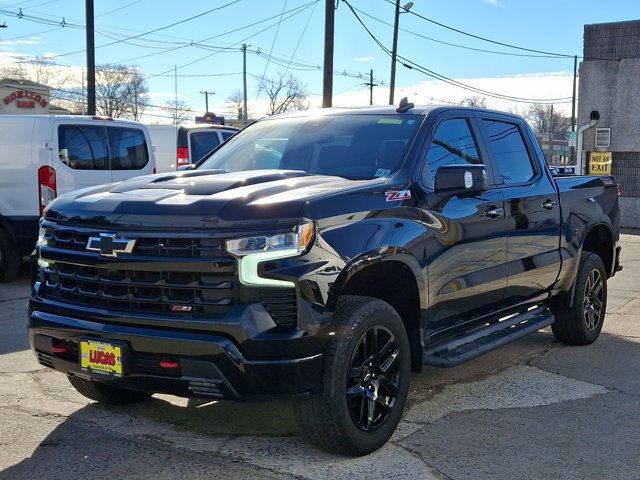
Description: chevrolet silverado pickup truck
29,102,621,456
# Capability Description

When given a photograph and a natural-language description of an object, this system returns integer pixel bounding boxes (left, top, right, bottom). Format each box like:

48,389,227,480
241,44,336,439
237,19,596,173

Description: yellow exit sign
589,152,612,175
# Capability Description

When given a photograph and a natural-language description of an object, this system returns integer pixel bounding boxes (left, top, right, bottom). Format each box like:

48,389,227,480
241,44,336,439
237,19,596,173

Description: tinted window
58,125,109,170
198,115,421,180
107,126,149,170
221,131,235,141
422,118,481,187
482,120,534,185
191,131,221,162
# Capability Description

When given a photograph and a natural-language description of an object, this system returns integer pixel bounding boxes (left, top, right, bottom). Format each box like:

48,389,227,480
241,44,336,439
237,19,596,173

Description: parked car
146,124,238,172
29,103,621,455
0,115,155,281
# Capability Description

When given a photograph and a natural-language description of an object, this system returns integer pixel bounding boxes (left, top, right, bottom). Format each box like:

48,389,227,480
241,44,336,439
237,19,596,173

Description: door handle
543,199,558,210
485,207,505,219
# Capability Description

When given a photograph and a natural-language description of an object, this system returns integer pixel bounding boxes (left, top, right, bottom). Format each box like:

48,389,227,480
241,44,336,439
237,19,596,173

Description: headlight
226,223,314,288
226,223,314,257
36,221,49,248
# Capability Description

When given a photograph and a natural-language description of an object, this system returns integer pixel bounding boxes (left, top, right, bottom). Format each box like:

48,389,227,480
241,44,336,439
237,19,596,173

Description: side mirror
177,164,194,171
434,164,489,197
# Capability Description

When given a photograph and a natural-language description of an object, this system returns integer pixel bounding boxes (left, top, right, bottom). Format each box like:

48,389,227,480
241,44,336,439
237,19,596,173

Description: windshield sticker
375,168,391,177
385,190,411,202
377,119,403,125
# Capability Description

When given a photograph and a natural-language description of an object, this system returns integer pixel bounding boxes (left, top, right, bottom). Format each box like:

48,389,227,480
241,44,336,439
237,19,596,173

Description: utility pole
322,0,334,108
174,64,178,125
0,23,7,29
365,69,378,106
242,44,248,124
389,2,413,105
200,90,214,112
571,55,578,164
85,0,96,115
389,0,400,105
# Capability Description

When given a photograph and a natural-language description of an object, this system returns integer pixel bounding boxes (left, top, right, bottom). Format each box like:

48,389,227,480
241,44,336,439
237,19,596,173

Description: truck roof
269,104,526,122
0,114,145,125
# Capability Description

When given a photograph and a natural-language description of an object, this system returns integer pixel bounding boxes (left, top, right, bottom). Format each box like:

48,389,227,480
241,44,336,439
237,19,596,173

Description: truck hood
46,169,387,230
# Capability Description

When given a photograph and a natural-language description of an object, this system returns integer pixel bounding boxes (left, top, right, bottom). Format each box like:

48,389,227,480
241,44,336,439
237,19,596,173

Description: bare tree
95,64,148,120
259,73,308,115
164,99,191,124
226,89,246,119
526,103,570,139
461,96,487,108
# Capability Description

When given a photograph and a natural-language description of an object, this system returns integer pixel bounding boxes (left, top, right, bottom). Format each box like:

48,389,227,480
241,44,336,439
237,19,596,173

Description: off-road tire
293,296,411,456
0,235,20,283
68,375,153,405
550,252,607,345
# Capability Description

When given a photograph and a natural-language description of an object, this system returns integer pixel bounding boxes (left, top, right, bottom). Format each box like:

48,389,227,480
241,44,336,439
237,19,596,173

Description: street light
389,1,414,105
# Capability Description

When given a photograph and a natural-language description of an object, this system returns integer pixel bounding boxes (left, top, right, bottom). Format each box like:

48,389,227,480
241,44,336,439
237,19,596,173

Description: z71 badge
385,190,411,202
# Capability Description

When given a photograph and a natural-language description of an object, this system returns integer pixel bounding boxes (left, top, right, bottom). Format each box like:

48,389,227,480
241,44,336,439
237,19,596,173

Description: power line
36,0,244,59
257,0,289,97
351,4,570,59
343,1,572,104
95,0,143,18
380,0,575,58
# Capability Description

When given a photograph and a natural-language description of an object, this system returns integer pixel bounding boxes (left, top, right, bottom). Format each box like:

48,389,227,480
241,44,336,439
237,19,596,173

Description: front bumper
29,308,324,401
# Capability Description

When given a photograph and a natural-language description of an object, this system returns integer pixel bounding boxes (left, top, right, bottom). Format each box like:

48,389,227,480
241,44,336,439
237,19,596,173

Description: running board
423,306,555,368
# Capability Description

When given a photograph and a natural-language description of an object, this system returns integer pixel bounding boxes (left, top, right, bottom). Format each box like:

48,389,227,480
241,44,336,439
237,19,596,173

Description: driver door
416,114,510,335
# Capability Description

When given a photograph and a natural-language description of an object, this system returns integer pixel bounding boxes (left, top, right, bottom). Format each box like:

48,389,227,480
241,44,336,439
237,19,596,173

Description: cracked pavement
1,234,639,479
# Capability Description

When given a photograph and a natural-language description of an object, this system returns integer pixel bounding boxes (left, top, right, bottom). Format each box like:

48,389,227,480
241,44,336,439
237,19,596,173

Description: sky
0,0,638,122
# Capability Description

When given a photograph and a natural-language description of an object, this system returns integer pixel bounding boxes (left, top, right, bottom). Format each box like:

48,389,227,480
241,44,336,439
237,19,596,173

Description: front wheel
550,252,607,345
293,296,411,456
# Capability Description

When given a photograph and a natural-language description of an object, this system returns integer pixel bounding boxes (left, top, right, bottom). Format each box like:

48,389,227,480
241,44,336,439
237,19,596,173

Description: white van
146,124,238,172
0,115,155,281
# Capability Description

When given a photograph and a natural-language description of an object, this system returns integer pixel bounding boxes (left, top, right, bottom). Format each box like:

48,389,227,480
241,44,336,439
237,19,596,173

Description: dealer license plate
79,339,124,378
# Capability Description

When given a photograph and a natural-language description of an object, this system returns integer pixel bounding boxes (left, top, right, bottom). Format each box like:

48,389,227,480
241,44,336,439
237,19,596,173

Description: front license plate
79,339,124,378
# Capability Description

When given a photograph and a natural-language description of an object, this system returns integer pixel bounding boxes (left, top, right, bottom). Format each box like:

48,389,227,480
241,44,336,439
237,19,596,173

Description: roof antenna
396,97,414,113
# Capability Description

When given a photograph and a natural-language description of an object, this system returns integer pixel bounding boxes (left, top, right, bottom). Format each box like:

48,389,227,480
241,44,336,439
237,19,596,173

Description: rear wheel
68,375,152,405
550,252,607,345
0,234,20,283
293,296,410,456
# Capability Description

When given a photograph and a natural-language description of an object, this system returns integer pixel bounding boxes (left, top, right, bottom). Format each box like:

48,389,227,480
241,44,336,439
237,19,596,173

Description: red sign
3,89,48,109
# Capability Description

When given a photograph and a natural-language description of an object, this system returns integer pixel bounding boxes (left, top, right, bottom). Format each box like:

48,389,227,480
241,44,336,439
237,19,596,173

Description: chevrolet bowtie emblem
86,233,136,258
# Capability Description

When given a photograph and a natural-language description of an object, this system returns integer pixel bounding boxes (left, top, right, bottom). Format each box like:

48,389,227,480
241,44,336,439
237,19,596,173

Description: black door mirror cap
434,164,490,197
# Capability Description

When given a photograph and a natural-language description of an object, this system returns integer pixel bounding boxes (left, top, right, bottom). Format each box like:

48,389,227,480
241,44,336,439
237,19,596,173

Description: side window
107,126,149,170
482,120,535,185
221,131,235,141
422,118,481,188
58,125,109,170
190,131,221,162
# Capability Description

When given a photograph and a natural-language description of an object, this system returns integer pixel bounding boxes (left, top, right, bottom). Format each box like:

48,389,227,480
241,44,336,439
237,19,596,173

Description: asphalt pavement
1,234,639,479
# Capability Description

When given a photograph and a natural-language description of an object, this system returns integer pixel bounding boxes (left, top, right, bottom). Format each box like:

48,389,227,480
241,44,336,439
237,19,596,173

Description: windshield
197,114,422,179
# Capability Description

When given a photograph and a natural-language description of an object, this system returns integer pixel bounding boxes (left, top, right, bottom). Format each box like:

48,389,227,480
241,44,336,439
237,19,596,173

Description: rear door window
481,120,535,185
190,131,221,162
422,118,481,188
107,126,149,170
58,125,109,170
221,131,236,141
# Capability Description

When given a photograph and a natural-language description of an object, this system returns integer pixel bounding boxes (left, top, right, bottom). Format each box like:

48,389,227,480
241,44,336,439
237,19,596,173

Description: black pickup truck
29,103,621,456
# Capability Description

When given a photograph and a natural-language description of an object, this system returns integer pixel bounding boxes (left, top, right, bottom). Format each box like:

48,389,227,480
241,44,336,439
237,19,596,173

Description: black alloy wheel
550,252,607,346
346,326,401,432
583,268,604,331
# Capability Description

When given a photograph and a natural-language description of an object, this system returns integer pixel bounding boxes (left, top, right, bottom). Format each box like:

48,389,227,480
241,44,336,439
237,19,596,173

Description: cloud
353,55,374,62
482,0,501,6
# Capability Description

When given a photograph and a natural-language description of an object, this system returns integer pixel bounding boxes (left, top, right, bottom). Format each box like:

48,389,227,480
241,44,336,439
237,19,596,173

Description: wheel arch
580,223,614,277
329,250,426,371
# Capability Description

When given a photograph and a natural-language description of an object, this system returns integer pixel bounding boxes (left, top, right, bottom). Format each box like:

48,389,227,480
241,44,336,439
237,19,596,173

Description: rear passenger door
108,125,153,183
54,121,112,195
477,114,561,304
